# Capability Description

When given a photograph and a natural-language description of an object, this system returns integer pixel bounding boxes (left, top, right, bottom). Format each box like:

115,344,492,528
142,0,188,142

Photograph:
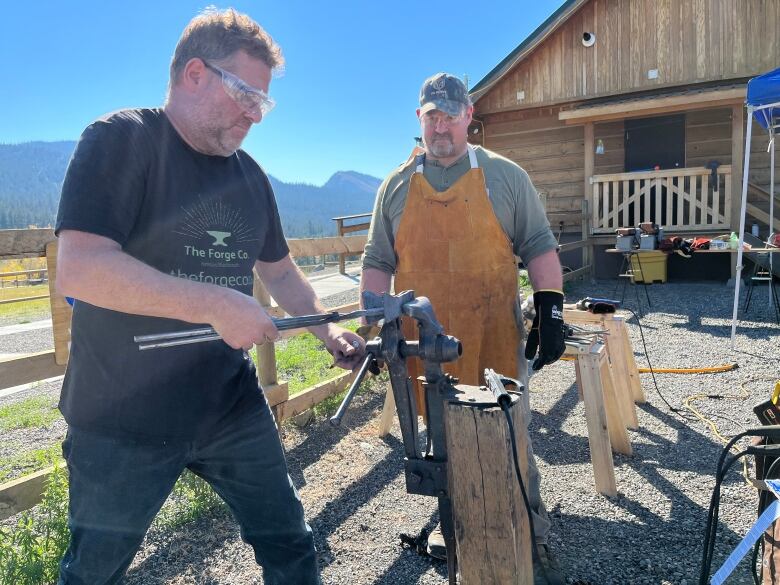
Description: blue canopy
747,66,780,130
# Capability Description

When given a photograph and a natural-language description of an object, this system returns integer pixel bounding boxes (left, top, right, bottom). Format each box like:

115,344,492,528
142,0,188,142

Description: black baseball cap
419,73,470,117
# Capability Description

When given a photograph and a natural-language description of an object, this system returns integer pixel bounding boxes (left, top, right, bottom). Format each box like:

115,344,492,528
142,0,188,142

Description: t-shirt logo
172,196,258,274
174,196,257,248
206,230,232,247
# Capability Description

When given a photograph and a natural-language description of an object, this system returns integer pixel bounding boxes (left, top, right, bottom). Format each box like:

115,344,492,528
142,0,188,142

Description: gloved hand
524,290,567,371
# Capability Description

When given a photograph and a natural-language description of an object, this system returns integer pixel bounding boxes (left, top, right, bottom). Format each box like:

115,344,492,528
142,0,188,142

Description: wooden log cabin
468,0,780,279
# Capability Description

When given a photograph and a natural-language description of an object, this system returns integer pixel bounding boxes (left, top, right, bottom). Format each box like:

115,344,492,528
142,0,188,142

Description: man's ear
178,58,208,92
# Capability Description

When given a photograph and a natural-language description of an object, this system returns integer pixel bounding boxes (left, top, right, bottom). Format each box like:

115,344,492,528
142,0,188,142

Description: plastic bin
630,251,667,283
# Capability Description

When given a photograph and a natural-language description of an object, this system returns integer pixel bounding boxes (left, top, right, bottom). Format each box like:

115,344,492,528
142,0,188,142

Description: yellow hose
637,364,738,374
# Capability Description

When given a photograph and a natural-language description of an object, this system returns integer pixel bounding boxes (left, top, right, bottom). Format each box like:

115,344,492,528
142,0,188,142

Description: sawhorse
376,309,645,497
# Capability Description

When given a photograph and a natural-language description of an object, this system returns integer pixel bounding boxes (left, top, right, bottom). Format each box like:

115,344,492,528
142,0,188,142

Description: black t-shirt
55,108,289,441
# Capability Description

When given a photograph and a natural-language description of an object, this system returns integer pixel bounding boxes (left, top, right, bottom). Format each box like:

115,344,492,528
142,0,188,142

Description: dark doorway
624,114,686,226
625,114,685,172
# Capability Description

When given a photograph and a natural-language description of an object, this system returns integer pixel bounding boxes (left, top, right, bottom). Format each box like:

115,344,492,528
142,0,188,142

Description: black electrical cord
500,399,549,583
699,428,780,584
623,307,699,423
700,449,749,584
751,451,780,583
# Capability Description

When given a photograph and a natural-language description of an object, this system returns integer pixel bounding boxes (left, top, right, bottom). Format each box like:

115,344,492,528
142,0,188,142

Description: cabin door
624,114,685,226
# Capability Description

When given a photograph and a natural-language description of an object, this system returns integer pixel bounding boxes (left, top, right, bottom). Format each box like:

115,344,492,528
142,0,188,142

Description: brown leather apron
394,146,521,414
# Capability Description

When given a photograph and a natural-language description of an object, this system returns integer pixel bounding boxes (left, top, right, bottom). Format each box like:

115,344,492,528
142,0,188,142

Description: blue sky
1,1,565,185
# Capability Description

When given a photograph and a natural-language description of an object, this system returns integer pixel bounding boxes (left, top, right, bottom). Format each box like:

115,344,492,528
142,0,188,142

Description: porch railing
590,166,732,234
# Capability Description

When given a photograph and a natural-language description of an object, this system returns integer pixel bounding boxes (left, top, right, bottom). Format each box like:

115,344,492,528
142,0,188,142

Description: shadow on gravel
529,382,598,466
310,433,406,568
530,385,748,582
371,514,448,585
667,318,780,341
285,389,386,488
124,509,238,584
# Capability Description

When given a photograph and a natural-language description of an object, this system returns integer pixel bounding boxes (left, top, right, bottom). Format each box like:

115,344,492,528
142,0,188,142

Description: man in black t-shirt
55,9,363,585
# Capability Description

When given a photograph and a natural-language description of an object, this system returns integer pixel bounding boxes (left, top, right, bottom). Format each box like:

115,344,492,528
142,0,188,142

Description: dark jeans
57,397,318,585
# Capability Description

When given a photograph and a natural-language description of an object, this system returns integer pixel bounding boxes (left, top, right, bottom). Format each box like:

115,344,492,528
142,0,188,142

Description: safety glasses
202,60,275,117
420,109,467,129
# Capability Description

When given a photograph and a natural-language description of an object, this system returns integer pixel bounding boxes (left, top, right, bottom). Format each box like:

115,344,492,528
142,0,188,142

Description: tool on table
575,297,621,314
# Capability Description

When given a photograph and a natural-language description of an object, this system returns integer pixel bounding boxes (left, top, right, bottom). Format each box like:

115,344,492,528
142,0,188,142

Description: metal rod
138,334,222,350
135,327,216,343
328,353,375,426
134,308,385,350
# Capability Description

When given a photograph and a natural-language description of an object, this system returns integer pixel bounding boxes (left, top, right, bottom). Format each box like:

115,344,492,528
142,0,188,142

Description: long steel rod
134,308,384,350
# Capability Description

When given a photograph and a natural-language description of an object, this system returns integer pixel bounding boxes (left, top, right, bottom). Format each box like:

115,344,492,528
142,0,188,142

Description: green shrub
153,470,225,531
0,463,69,585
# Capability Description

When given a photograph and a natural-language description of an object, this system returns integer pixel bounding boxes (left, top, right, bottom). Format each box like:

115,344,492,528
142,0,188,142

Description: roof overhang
558,87,746,125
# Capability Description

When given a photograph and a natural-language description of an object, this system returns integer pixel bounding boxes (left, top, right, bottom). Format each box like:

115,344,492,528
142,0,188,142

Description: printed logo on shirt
551,305,564,321
173,196,258,269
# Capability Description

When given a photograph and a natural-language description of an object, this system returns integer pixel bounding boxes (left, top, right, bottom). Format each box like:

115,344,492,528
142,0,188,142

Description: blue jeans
57,397,318,585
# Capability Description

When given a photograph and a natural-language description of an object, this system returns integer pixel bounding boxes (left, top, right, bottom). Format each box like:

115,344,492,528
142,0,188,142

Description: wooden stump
444,384,533,585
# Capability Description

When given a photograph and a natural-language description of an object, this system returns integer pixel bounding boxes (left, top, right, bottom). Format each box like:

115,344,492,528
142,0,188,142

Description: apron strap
467,144,478,169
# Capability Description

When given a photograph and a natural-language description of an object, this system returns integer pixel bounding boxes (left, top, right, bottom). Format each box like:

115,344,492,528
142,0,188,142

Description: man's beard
191,106,249,157
426,132,454,158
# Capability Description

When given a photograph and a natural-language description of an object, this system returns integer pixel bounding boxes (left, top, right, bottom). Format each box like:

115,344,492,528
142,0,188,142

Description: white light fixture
516,90,525,102
582,32,596,47
595,139,605,155
648,69,659,80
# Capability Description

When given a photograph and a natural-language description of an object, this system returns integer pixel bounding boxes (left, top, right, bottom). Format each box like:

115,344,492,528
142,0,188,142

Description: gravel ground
0,325,55,356
4,278,780,584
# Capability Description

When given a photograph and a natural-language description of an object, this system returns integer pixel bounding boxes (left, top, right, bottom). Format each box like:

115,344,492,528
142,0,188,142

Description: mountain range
0,141,382,237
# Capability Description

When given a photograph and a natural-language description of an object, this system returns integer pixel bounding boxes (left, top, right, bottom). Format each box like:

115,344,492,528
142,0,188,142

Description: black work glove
524,290,567,371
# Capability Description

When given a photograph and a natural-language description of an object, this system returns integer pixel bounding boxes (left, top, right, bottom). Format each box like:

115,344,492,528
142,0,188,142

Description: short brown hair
170,7,284,84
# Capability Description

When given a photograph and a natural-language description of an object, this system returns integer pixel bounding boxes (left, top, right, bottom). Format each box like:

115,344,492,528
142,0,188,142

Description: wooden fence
591,165,732,234
0,228,366,520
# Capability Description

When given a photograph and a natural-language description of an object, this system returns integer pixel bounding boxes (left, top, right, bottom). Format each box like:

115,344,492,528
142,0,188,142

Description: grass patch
0,396,61,432
0,445,62,484
311,369,389,418
0,299,51,323
518,270,531,292
249,319,360,396
0,284,51,323
154,470,225,531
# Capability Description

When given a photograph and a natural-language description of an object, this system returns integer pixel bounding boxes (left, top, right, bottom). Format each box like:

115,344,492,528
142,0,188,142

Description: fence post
252,271,288,428
335,218,346,274
45,242,73,365
581,199,594,281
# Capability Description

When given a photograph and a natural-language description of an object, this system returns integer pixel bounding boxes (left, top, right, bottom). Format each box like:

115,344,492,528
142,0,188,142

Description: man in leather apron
360,73,567,585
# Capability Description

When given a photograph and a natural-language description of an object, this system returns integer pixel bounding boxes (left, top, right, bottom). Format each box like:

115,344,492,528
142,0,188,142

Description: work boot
533,543,565,585
425,525,447,560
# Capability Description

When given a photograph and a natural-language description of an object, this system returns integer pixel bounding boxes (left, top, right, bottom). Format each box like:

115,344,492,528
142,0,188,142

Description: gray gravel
0,326,55,356
5,278,780,584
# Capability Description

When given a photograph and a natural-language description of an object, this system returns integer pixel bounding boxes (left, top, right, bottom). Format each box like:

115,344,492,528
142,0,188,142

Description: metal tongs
134,308,385,350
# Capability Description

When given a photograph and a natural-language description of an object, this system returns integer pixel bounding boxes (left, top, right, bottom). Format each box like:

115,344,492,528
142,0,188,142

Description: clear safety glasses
421,109,467,129
203,60,276,117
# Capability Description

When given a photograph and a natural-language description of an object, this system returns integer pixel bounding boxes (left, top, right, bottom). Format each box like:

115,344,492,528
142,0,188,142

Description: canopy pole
731,105,754,348
770,127,775,310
